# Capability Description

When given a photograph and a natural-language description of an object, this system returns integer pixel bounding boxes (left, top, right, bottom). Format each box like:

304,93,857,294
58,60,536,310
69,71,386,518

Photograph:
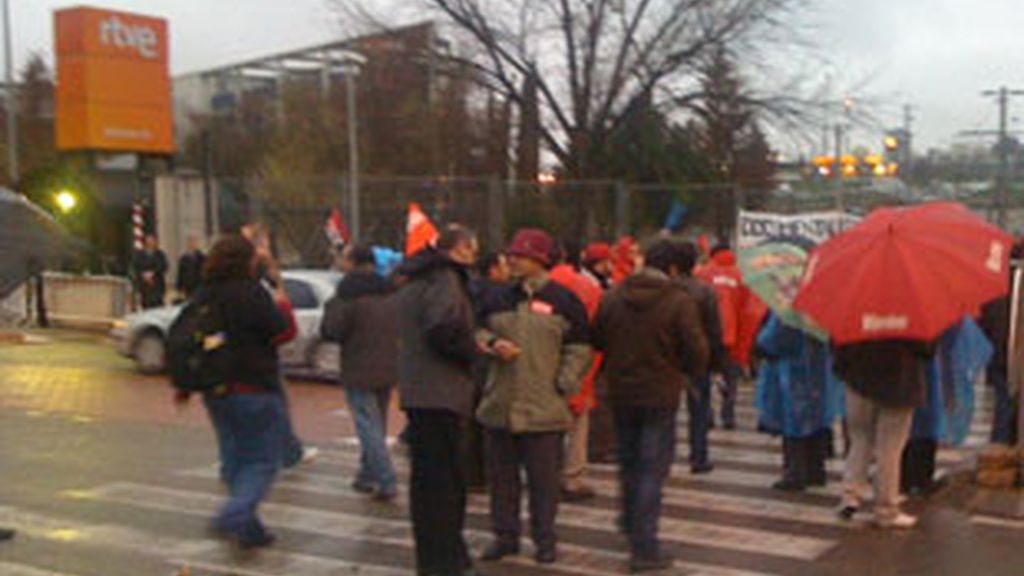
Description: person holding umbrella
793,202,1013,528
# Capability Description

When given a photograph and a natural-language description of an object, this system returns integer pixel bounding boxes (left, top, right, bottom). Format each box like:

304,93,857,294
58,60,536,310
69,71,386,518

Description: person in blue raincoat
901,318,992,495
755,314,844,491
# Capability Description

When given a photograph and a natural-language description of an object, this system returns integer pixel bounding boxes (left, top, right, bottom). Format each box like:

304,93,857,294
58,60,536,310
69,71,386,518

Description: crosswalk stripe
268,450,849,527
0,562,80,576
969,516,1024,531
319,442,848,497
176,553,414,576
0,505,217,558
84,482,782,576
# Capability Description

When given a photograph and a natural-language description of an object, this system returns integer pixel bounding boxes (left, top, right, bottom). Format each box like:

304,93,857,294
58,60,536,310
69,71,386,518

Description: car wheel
311,342,340,381
134,332,166,374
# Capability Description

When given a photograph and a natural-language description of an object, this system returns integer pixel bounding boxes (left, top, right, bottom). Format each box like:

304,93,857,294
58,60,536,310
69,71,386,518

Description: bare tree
334,0,812,179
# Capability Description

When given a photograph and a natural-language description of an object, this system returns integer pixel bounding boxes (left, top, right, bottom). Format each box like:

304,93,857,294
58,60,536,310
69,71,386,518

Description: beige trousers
562,410,590,489
841,388,914,522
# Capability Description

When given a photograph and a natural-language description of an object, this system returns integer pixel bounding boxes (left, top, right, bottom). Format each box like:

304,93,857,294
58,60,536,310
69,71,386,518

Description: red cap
507,228,554,266
583,242,612,264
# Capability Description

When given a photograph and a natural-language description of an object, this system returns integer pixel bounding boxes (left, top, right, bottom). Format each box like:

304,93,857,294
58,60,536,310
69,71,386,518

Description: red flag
324,208,351,246
406,203,439,256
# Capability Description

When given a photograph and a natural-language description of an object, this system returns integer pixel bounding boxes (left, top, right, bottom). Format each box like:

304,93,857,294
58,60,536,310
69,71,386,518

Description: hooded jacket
395,248,478,416
321,269,398,390
475,273,593,433
594,269,709,411
696,249,766,367
550,263,604,414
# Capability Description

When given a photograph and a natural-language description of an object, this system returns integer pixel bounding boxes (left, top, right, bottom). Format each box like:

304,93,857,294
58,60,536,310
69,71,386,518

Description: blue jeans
203,394,237,483
345,387,397,492
208,393,285,542
687,377,712,466
989,367,1014,444
614,406,677,559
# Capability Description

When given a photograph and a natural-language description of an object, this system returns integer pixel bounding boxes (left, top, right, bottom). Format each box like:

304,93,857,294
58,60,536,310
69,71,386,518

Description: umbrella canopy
793,202,1012,345
0,188,70,299
739,242,828,340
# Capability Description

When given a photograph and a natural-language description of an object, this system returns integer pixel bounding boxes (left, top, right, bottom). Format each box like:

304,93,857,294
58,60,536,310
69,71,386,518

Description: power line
958,87,1024,228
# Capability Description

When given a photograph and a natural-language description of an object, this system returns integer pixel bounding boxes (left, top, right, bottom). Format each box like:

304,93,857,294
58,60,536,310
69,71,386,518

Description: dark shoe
351,479,376,494
373,487,398,503
562,485,597,502
0,528,14,541
630,553,674,573
480,541,519,562
772,477,807,492
238,531,276,550
837,505,859,521
690,462,714,475
535,546,557,564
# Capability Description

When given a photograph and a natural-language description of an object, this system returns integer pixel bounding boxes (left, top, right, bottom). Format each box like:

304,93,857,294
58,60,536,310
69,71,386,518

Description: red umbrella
792,202,1012,344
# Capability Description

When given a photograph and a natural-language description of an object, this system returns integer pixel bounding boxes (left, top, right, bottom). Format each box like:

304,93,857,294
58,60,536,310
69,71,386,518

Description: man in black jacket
133,235,168,309
674,241,728,474
322,244,399,501
397,225,480,576
176,234,206,300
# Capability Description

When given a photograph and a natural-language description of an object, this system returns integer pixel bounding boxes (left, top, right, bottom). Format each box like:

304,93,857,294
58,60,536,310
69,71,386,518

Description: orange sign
55,7,174,154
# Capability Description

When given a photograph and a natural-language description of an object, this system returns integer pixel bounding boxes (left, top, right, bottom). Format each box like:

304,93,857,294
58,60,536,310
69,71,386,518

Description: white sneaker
301,446,320,463
875,513,917,529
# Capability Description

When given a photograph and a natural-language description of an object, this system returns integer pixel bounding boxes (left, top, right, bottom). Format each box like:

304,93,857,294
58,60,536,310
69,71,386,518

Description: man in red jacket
695,244,755,429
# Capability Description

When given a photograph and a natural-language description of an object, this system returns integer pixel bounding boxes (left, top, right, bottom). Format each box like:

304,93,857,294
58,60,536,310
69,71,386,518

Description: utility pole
984,87,1024,229
2,0,17,185
902,104,915,173
959,87,1024,228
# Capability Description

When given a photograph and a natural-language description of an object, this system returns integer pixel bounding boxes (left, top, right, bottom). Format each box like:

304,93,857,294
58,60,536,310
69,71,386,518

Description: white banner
737,210,860,249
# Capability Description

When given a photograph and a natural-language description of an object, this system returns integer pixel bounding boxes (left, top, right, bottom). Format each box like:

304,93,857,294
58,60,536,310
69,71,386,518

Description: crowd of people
155,220,1018,576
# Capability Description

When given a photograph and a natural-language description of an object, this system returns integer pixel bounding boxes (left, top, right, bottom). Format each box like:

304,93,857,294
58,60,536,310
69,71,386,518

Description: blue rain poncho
755,315,845,438
911,318,992,446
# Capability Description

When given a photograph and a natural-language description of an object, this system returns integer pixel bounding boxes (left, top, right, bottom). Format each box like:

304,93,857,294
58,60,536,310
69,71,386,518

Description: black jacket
395,249,478,416
321,269,398,390
196,278,289,392
833,339,936,408
176,250,205,296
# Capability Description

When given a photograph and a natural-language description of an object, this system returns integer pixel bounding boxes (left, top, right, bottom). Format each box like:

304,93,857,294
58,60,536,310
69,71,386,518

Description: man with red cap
582,242,614,290
476,228,593,566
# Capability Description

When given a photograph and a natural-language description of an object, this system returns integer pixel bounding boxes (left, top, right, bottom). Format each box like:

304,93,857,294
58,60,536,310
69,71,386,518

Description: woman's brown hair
202,234,256,284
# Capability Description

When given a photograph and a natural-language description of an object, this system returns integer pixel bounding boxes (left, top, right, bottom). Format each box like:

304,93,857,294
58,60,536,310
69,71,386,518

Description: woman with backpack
173,234,296,549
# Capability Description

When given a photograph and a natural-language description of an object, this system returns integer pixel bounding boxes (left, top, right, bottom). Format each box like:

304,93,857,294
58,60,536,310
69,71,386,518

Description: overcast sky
15,0,1024,154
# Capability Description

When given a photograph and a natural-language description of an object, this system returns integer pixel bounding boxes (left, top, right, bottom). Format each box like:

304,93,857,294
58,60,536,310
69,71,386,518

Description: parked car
110,270,343,380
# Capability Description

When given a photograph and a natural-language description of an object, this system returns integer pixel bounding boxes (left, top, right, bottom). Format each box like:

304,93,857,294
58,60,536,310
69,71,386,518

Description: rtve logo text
99,16,159,60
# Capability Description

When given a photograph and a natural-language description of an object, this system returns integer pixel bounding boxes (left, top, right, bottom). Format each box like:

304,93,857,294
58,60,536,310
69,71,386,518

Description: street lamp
335,51,367,243
2,0,17,184
55,189,78,213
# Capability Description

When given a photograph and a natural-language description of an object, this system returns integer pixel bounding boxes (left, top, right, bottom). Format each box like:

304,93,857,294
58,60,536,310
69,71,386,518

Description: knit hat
582,242,612,264
507,228,554,266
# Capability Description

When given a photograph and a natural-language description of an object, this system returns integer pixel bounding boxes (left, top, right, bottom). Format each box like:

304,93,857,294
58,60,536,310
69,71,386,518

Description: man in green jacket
476,228,592,566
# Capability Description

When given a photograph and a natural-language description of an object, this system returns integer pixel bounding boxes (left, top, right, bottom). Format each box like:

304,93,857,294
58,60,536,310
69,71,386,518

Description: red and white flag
405,203,439,256
324,208,351,246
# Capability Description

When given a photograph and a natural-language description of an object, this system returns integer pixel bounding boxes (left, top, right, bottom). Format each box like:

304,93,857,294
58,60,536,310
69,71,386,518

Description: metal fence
204,174,762,267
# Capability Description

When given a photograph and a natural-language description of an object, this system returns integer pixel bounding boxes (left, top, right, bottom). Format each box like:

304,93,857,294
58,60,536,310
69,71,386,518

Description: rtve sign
100,14,160,60
55,6,173,153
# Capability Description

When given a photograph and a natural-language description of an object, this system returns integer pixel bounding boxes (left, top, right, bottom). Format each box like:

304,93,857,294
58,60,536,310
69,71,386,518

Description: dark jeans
900,438,937,494
718,360,742,426
203,394,236,483
687,377,712,466
989,367,1014,445
406,409,472,576
615,406,677,559
485,428,563,551
346,387,396,491
206,393,285,543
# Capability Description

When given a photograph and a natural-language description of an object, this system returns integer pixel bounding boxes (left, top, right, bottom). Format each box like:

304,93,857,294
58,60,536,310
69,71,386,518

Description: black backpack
166,292,233,393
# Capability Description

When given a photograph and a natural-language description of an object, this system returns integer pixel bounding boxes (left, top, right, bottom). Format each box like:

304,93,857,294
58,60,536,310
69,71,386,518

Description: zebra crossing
0,385,1004,576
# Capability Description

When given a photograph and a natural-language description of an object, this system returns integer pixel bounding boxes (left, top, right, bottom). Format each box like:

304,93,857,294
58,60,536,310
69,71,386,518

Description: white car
111,270,343,380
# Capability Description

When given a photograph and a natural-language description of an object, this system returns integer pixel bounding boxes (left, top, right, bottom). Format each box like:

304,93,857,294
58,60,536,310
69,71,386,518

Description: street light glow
55,190,78,213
